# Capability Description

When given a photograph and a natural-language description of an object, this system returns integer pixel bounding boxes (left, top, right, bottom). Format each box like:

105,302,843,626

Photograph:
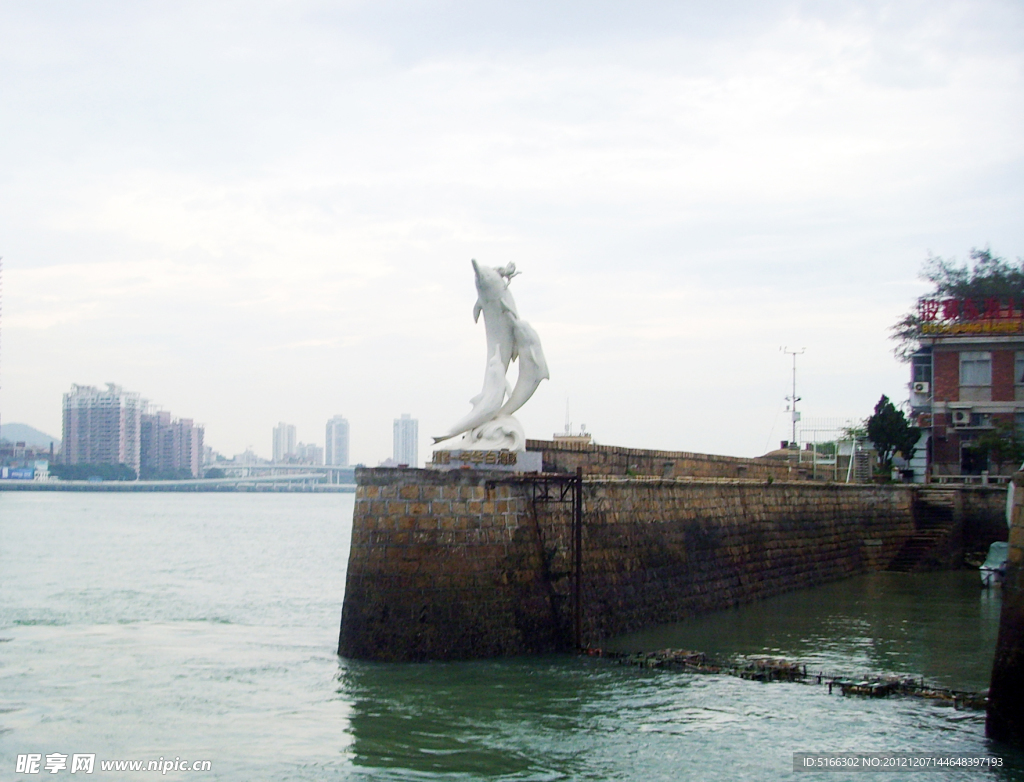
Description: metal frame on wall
511,467,585,649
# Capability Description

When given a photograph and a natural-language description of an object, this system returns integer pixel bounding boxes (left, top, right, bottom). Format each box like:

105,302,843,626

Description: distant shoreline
0,479,354,493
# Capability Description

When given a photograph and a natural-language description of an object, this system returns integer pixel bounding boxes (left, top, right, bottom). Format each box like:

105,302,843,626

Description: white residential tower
325,415,350,466
393,414,418,467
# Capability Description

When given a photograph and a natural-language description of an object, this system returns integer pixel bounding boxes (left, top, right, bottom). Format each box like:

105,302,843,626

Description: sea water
1,492,1022,780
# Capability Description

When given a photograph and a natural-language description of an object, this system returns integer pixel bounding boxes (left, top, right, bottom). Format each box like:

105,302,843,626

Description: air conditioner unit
951,410,971,427
912,381,930,394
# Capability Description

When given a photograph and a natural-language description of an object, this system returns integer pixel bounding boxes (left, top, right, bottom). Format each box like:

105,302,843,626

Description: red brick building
910,296,1024,480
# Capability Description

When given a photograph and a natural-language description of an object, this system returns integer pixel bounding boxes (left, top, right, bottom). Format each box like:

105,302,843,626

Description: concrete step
916,489,957,507
887,523,956,572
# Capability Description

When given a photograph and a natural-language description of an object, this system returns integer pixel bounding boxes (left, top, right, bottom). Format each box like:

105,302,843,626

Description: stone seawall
525,439,811,480
988,473,1024,748
962,487,1010,555
576,479,914,641
338,468,550,661
339,468,924,661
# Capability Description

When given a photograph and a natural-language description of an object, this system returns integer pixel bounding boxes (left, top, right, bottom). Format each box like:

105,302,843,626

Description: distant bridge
205,463,357,485
0,472,355,492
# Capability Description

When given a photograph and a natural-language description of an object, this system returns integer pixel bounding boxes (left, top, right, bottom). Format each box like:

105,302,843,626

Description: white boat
981,541,1009,588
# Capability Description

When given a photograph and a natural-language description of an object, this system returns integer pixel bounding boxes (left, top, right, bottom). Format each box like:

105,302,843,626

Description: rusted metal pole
574,466,583,649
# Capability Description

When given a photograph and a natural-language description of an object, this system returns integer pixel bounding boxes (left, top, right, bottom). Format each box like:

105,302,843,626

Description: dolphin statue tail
433,345,510,444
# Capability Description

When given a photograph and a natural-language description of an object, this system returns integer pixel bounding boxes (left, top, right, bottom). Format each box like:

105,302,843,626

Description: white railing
929,474,1011,486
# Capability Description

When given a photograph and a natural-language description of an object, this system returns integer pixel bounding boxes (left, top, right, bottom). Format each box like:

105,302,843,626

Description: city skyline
0,1,1021,465
6,399,411,468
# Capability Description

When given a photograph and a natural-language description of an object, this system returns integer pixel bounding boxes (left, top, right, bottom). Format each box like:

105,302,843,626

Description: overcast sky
2,0,1022,465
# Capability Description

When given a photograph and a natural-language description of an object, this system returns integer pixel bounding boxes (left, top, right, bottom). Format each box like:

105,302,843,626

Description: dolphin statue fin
473,300,482,323
527,343,550,380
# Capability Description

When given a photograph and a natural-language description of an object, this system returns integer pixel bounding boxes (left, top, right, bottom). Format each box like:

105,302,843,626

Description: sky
2,0,1023,466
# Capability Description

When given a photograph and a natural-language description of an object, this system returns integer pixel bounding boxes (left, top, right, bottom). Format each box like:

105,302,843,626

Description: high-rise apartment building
393,413,418,467
140,410,205,478
61,384,143,473
272,422,296,462
325,415,350,466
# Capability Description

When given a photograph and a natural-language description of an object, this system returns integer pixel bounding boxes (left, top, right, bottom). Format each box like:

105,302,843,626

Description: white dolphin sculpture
434,260,548,449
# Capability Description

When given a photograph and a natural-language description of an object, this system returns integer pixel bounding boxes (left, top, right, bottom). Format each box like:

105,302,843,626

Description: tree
49,463,137,481
866,395,921,472
841,422,868,441
890,248,1024,360
968,422,1024,474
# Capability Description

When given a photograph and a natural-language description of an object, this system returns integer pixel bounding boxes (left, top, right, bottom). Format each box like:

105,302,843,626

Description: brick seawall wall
577,479,914,641
525,439,810,480
988,472,1024,747
339,468,922,661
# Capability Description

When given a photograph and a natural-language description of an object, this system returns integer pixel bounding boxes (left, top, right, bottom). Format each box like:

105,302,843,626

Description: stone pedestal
427,448,542,473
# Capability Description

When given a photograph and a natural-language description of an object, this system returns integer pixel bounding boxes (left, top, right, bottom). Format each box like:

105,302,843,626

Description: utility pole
782,347,805,447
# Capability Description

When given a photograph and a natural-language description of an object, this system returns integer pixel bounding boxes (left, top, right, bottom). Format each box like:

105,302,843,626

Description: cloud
1,0,1022,463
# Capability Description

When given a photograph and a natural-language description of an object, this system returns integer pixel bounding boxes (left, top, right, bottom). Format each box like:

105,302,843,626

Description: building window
911,353,932,383
960,351,992,386
1016,352,1024,384
970,412,993,428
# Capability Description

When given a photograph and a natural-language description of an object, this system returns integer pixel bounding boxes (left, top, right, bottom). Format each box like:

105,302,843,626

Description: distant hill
1,423,61,449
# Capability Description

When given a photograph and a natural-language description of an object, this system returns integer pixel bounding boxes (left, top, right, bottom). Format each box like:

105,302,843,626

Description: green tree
866,395,921,471
968,421,1024,474
49,463,137,481
139,465,195,480
841,422,868,441
890,248,1024,360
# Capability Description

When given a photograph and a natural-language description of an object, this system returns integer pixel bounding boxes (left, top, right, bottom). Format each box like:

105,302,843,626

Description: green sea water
1,492,1021,780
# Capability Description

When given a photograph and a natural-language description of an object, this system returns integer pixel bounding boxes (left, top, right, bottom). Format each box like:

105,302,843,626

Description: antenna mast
782,347,805,447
